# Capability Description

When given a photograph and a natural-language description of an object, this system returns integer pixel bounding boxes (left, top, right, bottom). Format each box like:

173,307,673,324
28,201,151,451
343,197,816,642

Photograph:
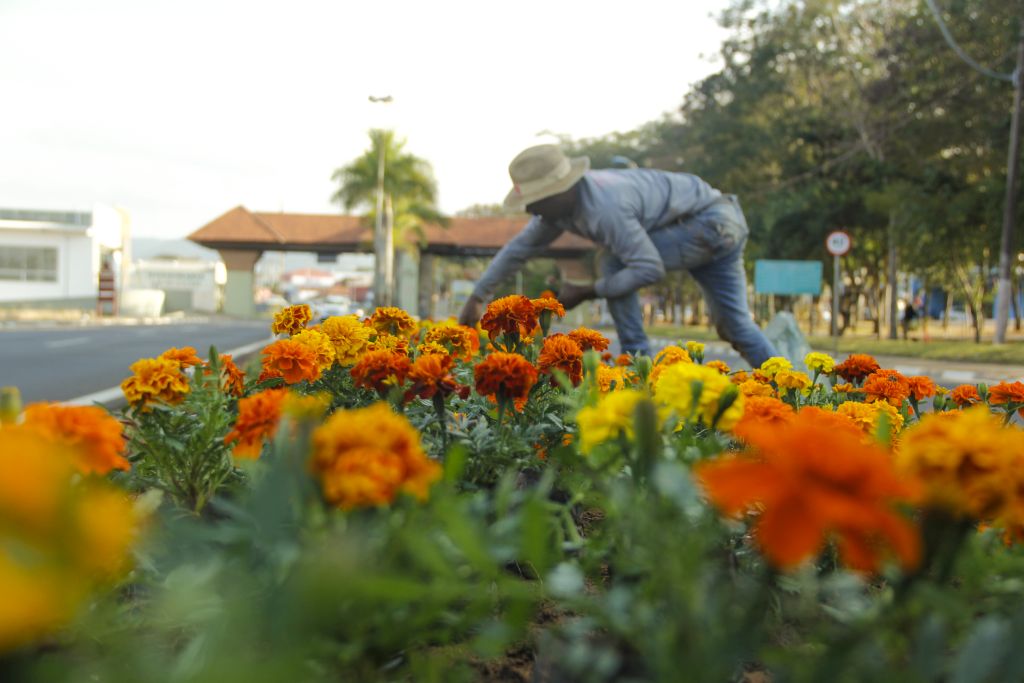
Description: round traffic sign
826,230,851,256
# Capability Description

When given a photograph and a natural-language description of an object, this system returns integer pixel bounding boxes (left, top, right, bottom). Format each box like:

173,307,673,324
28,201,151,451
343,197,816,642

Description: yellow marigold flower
159,346,203,368
836,401,904,436
895,407,1024,519
759,356,793,378
833,383,855,393
653,362,744,431
283,392,331,421
72,485,139,581
804,352,835,374
685,341,705,362
707,360,730,375
739,379,775,398
423,323,479,360
416,341,450,357
597,365,633,392
271,304,313,336
775,370,812,392
291,329,337,372
367,306,419,337
576,390,652,454
320,315,373,366
369,332,410,355
310,403,440,510
654,345,692,366
22,403,129,475
121,357,190,408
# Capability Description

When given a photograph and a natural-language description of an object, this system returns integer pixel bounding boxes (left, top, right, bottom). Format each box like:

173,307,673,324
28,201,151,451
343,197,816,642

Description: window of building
0,246,58,282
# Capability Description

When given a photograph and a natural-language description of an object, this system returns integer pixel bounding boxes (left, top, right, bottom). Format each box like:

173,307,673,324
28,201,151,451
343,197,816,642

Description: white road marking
44,336,91,349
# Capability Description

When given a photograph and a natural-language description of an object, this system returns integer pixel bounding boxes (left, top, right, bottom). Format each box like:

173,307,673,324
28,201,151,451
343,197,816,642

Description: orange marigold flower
474,352,538,411
218,354,246,397
835,354,881,384
696,410,920,573
734,396,794,439
367,307,418,337
862,369,911,407
988,381,1024,413
537,334,584,386
707,360,731,375
350,349,411,395
404,353,469,402
738,379,775,398
223,388,288,459
531,296,566,318
833,383,855,393
539,289,558,299
836,400,905,436
615,353,633,367
121,357,190,408
906,376,937,401
950,384,981,408
567,327,610,352
480,295,538,340
260,339,322,384
731,370,750,385
597,365,633,392
423,323,478,360
271,304,313,336
22,403,128,474
159,346,203,368
310,403,441,510
895,407,1024,519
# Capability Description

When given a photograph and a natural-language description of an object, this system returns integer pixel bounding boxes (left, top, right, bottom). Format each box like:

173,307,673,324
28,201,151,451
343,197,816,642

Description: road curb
62,337,274,407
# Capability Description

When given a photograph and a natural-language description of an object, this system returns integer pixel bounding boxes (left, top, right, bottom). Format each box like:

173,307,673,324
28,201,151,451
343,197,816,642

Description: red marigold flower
862,369,911,407
223,388,288,459
473,352,538,411
22,403,129,474
350,349,411,395
537,334,584,386
567,327,610,352
696,409,920,573
480,295,538,340
404,353,469,402
271,304,313,336
950,384,981,408
835,354,881,384
261,339,321,384
906,375,937,401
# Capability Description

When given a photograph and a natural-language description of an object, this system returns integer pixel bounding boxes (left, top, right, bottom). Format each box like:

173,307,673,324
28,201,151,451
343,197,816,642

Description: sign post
825,230,852,350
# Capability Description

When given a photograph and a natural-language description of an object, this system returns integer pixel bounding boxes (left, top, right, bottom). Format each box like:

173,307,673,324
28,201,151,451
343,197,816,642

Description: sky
0,0,732,239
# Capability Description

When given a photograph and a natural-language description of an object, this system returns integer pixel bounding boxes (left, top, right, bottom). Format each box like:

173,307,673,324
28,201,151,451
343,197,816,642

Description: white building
129,259,226,312
0,205,130,306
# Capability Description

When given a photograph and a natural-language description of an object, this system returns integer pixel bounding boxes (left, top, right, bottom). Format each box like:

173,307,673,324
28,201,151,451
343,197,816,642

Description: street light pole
369,95,393,309
995,23,1024,344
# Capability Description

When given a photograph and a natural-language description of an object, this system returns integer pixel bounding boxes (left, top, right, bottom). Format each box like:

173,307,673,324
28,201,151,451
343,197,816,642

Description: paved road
1,318,271,403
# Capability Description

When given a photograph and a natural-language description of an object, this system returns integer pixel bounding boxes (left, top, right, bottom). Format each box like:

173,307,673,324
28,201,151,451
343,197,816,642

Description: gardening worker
457,144,779,367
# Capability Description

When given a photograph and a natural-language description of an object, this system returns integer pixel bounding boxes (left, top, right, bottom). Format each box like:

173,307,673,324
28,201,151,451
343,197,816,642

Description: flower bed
3,296,1024,682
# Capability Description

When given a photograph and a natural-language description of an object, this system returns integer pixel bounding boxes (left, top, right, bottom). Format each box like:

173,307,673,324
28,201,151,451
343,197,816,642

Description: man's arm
458,217,563,325
592,210,666,299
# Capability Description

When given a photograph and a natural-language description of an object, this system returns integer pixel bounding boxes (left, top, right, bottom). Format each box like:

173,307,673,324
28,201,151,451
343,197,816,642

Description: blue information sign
754,260,823,295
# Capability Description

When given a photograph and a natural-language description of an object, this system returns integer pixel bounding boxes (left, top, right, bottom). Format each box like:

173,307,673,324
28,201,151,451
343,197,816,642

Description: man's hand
558,282,596,310
458,296,484,327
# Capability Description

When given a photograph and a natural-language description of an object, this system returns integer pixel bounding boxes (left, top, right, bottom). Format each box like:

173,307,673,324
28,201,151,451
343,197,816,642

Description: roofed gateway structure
188,206,596,317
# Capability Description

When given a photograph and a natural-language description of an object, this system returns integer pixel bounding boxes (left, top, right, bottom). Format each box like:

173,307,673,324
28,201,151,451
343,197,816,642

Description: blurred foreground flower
22,403,129,474
310,403,440,510
697,410,920,573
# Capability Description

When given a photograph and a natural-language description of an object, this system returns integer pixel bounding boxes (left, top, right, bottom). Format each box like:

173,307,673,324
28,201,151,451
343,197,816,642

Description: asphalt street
1,318,271,404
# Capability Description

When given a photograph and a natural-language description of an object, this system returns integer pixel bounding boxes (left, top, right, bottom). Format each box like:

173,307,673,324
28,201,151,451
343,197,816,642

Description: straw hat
503,145,590,211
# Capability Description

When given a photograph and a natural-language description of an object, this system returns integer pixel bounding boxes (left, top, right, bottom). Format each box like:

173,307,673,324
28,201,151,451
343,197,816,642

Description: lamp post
369,95,394,308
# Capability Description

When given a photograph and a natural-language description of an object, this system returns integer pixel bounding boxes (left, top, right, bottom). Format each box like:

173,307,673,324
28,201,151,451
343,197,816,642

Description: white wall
0,229,95,302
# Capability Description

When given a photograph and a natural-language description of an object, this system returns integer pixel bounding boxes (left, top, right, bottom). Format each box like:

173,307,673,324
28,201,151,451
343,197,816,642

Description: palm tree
331,130,445,307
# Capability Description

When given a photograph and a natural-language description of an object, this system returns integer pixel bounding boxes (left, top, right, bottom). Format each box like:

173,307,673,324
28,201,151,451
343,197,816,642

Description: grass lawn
631,323,1024,366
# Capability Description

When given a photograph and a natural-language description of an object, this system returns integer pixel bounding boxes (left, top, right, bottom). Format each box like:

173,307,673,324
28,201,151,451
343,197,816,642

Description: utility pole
995,22,1024,343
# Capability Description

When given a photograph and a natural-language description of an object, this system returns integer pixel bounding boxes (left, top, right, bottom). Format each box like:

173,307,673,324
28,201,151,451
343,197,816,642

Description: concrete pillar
217,248,262,318
395,248,419,315
417,252,437,320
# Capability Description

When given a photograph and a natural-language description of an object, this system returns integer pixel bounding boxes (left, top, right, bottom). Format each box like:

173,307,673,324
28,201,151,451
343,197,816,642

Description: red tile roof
187,206,595,257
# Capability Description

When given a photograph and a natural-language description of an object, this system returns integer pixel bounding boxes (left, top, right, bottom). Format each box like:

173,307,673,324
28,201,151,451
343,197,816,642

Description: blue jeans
602,196,779,368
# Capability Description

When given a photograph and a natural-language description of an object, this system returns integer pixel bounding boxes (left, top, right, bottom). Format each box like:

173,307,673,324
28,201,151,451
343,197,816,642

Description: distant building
129,259,226,312
0,205,130,307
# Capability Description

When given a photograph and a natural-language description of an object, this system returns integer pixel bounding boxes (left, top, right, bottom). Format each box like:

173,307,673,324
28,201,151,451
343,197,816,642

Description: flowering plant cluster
4,298,1024,682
